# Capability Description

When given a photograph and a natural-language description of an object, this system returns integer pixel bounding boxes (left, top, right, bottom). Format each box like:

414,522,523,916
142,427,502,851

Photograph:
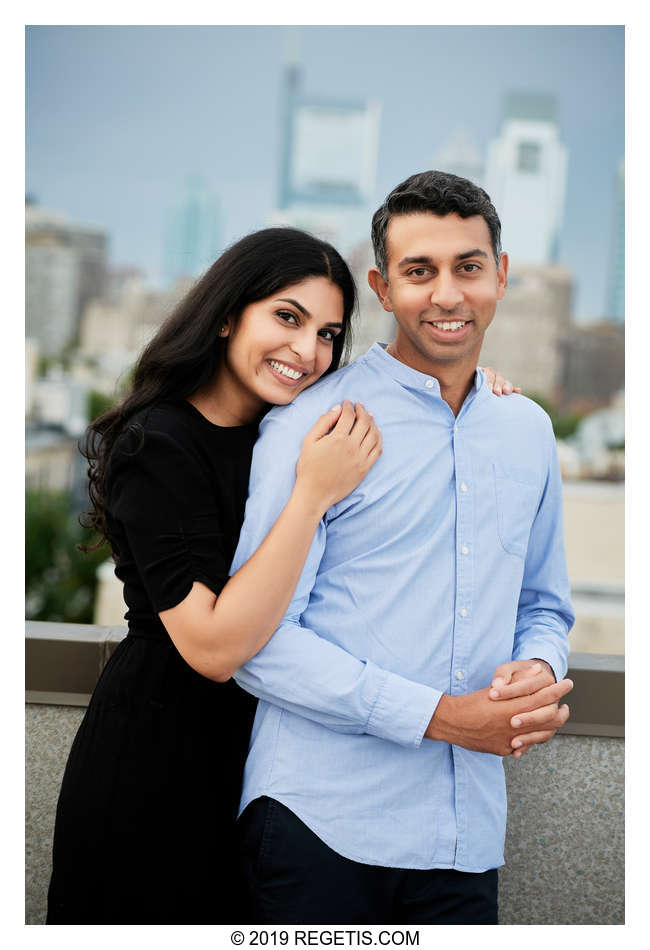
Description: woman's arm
159,401,381,682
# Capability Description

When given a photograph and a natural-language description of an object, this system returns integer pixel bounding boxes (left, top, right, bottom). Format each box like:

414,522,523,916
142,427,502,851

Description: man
231,171,574,925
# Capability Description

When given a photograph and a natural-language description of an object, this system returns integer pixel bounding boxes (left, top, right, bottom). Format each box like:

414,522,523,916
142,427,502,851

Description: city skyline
26,25,624,320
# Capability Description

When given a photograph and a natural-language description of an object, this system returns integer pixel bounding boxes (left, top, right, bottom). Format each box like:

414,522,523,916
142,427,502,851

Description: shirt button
425,379,435,389
460,482,468,493
461,545,469,555
456,670,464,681
454,424,459,433
460,607,468,618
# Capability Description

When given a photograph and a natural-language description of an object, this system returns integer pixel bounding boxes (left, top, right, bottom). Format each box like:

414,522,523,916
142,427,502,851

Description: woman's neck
188,373,266,427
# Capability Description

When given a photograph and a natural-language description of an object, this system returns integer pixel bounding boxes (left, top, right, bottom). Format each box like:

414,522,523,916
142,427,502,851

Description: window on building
518,141,541,173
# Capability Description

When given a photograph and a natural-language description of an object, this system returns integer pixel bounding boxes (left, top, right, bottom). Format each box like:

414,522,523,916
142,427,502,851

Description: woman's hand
295,400,382,517
480,366,521,396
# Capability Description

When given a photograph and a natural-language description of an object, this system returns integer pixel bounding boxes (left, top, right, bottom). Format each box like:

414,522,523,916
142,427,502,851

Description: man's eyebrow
276,298,342,328
397,249,490,268
455,248,489,261
397,256,432,268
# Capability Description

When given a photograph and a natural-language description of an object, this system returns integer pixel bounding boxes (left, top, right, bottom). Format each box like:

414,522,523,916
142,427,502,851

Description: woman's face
221,276,345,416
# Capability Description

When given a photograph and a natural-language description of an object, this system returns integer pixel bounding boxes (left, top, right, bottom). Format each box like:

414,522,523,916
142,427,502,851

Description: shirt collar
364,342,487,401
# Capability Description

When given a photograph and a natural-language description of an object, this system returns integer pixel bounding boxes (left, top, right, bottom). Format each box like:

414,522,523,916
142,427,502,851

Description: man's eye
408,267,428,277
461,263,480,273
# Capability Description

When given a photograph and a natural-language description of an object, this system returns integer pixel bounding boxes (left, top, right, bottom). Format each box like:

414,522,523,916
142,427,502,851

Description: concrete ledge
25,622,625,738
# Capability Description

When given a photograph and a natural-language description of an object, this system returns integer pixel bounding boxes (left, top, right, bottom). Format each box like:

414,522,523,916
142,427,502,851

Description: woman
47,228,515,924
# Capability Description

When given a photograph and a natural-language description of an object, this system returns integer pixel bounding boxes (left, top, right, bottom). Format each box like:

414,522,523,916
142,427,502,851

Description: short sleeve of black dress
105,403,256,624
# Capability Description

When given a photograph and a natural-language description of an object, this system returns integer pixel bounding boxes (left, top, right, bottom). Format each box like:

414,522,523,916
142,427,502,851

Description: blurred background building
25,25,624,654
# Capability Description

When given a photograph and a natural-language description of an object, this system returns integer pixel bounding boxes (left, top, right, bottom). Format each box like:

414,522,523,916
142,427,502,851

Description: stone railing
25,622,624,925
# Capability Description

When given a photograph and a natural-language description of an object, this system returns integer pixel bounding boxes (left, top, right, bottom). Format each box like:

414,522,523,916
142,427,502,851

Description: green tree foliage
87,388,116,423
25,490,110,623
523,392,584,441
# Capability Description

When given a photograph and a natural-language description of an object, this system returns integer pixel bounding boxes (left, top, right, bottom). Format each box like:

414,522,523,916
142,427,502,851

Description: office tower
433,128,484,187
26,202,107,356
163,174,221,285
272,51,380,251
485,92,568,265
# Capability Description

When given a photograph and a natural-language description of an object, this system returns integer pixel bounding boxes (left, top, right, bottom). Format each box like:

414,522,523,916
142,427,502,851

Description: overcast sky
26,24,624,320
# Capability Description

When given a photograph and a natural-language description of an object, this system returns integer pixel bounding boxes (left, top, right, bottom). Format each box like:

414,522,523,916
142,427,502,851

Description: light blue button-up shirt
231,343,573,872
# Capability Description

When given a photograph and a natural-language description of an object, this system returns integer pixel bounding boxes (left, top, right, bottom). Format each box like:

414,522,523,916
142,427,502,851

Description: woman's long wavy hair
81,227,358,548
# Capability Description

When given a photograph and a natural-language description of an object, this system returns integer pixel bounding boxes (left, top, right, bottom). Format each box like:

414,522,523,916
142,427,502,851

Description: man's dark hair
371,170,502,277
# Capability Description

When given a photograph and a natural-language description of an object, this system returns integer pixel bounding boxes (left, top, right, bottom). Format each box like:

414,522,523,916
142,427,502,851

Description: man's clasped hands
426,659,573,758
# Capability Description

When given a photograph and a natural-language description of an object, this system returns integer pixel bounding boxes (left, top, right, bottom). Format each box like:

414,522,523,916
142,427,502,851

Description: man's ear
368,268,393,313
496,252,509,301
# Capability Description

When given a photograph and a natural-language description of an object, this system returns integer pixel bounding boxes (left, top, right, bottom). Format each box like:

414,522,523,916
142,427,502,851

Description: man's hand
487,659,570,759
425,678,573,757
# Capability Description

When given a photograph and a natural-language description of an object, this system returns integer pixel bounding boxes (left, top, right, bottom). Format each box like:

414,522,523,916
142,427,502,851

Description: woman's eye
319,329,336,342
277,310,299,324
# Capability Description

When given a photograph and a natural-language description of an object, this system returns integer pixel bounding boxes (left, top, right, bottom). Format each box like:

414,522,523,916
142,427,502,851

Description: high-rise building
346,239,396,362
485,92,568,266
26,202,107,355
605,159,625,322
272,50,380,252
163,174,221,286
478,262,573,402
432,128,484,187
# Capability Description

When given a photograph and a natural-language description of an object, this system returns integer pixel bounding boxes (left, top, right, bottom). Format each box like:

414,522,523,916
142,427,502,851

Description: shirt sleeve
108,423,232,612
512,417,574,682
230,404,442,749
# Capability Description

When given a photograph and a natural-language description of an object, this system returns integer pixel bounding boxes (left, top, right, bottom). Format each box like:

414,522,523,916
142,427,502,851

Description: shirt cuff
365,668,443,748
513,641,568,684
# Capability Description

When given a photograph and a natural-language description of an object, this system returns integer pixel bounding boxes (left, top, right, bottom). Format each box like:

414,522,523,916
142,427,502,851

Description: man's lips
422,318,472,341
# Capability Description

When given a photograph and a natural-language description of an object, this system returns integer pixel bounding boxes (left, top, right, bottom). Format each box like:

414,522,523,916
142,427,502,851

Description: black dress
46,401,259,924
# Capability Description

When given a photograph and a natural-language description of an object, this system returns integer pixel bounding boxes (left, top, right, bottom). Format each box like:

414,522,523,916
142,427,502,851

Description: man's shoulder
485,389,553,435
261,358,370,432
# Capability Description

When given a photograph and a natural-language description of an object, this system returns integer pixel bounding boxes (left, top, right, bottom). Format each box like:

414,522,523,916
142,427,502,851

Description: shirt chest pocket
493,462,541,559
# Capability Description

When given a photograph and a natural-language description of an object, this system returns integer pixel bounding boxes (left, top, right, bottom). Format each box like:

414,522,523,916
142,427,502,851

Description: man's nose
430,273,464,311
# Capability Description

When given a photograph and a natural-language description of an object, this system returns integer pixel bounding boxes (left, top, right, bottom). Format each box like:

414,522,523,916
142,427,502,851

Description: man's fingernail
489,689,499,699
493,677,505,687
512,717,522,727
513,739,523,748
330,405,341,412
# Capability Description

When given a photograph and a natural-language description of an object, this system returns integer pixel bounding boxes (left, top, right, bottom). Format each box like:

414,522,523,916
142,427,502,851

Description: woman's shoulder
110,401,208,472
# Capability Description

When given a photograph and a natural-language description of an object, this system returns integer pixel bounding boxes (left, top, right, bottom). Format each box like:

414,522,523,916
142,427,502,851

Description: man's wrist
425,692,457,743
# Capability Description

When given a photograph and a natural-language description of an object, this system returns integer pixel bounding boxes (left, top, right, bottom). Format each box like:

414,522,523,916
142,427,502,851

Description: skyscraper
433,128,484,187
272,39,380,251
26,202,107,356
163,174,221,286
485,92,568,265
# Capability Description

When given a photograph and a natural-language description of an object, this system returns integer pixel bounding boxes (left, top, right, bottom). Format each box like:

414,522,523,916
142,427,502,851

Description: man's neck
385,343,477,417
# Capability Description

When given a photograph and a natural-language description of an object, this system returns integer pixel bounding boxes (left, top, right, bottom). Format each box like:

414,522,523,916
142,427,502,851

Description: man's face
369,212,508,375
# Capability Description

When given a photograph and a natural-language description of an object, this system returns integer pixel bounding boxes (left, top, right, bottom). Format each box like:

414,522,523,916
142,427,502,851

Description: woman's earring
219,325,229,338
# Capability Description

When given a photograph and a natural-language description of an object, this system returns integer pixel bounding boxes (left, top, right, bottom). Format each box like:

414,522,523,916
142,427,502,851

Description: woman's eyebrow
276,297,309,317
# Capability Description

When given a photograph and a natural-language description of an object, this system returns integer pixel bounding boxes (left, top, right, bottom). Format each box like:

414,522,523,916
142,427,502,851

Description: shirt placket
450,418,474,868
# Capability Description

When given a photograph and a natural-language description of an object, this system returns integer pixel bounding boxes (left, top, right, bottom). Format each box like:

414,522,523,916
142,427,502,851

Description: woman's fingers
306,405,343,442
332,400,358,435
